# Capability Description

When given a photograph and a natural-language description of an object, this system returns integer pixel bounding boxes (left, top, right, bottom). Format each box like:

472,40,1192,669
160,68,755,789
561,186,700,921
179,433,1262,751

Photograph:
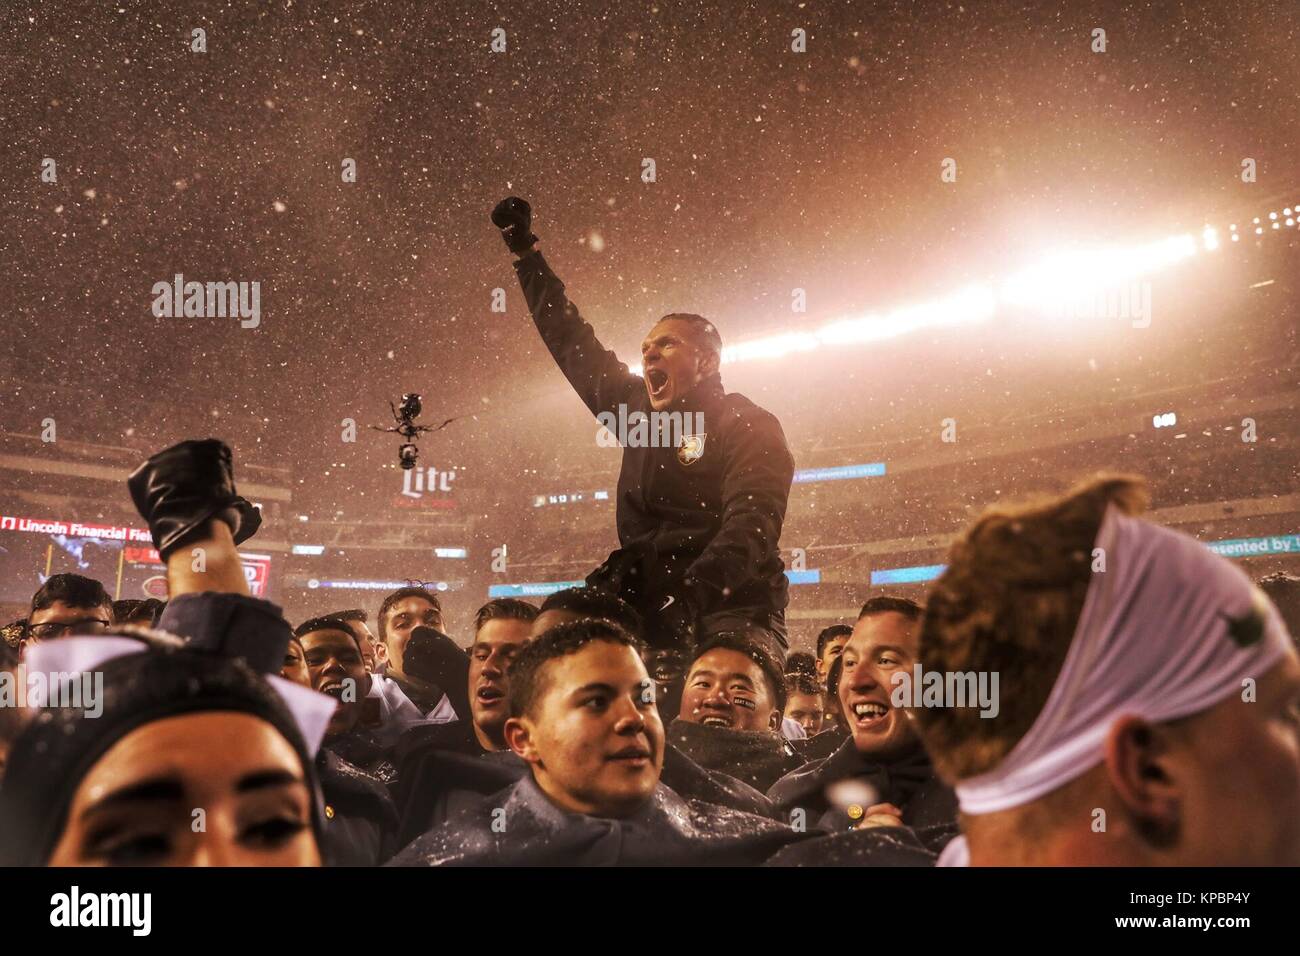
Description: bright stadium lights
815,283,996,348
1000,235,1197,311
620,202,1290,375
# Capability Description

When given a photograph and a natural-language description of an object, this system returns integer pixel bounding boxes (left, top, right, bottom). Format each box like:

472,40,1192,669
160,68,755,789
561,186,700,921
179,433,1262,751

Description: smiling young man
278,618,398,865
391,620,810,865
491,197,796,659
667,632,804,792
767,597,957,833
295,618,371,740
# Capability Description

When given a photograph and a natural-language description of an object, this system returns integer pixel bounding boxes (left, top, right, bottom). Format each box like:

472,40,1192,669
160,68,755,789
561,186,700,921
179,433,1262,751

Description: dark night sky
2,0,1296,520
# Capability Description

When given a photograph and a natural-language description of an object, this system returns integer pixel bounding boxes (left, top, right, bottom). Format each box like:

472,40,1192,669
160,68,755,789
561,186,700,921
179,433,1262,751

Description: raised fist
127,439,262,561
491,196,538,254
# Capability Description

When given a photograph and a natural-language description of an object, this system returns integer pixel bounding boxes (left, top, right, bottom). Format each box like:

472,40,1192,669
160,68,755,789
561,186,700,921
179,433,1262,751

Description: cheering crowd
0,438,1296,866
0,200,1295,867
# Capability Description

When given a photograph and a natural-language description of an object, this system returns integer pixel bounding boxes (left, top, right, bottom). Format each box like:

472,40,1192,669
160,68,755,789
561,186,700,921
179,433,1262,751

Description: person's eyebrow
724,673,756,688
868,644,910,657
236,769,304,794
570,682,617,698
81,778,185,818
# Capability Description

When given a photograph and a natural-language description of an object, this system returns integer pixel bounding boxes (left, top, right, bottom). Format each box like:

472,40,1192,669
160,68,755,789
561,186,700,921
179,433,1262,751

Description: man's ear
1104,715,1183,842
769,708,783,733
699,348,721,377
504,716,540,764
374,641,389,666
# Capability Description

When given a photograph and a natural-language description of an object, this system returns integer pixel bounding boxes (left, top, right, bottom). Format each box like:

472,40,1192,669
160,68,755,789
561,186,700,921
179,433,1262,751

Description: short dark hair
659,312,723,355
689,632,787,712
328,608,368,624
507,619,644,719
914,474,1148,782
474,598,539,635
30,574,113,620
785,671,825,699
539,587,644,638
294,615,363,652
112,598,164,626
815,624,853,658
377,587,442,640
784,651,818,677
858,596,923,622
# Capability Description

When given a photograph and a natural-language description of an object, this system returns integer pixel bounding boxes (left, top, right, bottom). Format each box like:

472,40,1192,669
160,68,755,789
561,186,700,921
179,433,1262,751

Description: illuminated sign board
793,463,886,484
0,512,273,602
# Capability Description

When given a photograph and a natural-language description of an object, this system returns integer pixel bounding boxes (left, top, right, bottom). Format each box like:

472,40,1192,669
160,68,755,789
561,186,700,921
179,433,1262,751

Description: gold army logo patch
677,434,706,465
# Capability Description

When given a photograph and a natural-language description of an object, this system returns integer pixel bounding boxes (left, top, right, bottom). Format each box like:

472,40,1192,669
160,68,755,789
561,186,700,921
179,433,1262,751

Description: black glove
491,196,538,254
127,439,262,561
654,591,698,655
403,625,471,718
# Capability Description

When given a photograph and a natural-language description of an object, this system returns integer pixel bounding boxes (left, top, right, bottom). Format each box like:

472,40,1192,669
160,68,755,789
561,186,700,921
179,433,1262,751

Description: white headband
938,506,1291,865
23,635,335,757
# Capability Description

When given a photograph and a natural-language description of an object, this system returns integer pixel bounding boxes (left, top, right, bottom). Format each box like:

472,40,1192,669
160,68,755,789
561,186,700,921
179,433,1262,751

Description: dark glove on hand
403,625,471,718
127,439,262,561
491,196,539,254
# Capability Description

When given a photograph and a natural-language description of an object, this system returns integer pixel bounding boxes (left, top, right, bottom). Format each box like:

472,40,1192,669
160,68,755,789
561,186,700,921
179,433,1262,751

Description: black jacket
515,250,795,620
317,749,400,866
766,738,957,833
391,729,779,849
389,774,810,867
667,718,806,794
764,822,961,867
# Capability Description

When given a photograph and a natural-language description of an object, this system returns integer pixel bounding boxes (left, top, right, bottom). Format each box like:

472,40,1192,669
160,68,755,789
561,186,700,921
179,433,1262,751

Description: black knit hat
0,632,325,866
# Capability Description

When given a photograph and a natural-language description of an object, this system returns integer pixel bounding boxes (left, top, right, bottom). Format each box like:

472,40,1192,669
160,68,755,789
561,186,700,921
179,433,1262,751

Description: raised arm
128,439,290,672
492,196,641,419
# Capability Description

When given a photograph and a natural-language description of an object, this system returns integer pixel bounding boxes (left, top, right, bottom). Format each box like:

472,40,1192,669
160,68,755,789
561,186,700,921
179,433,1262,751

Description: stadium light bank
628,205,1297,376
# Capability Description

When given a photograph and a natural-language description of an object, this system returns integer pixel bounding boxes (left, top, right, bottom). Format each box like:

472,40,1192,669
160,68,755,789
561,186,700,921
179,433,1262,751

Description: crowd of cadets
0,445,1297,867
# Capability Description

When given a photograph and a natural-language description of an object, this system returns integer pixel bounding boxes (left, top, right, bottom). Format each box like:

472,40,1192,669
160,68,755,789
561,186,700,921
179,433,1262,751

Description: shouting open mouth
646,367,670,403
